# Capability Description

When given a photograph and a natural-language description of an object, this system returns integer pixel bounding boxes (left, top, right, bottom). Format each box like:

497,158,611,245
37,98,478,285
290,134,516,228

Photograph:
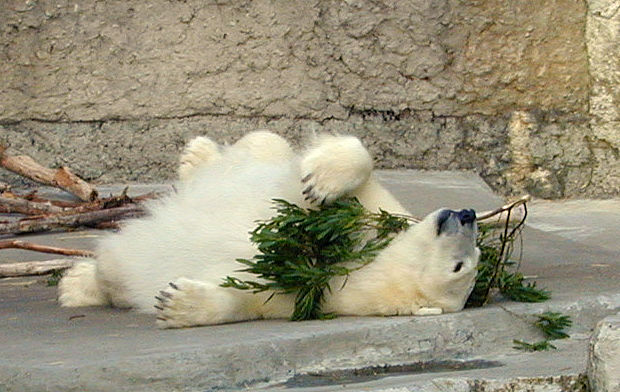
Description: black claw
301,174,312,183
302,186,313,195
159,290,173,299
169,282,179,290
156,317,167,321
155,295,165,302
154,305,164,311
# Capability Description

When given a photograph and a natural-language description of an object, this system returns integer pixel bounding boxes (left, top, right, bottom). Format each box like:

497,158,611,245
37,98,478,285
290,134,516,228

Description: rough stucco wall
586,0,620,197
0,0,590,120
0,0,617,198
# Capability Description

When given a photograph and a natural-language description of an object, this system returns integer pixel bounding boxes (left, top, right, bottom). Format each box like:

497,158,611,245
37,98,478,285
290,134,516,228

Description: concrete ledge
588,312,620,392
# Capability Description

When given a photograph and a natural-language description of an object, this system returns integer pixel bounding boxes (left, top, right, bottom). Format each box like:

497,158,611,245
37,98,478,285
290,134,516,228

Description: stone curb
588,312,620,392
1,293,618,391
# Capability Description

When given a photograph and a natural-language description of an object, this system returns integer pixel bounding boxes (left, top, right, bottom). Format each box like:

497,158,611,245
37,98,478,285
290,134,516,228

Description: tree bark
0,204,145,235
0,145,98,202
0,259,76,278
0,196,67,215
0,239,94,257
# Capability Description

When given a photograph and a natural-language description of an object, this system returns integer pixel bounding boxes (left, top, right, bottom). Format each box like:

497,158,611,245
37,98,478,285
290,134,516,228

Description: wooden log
0,259,77,278
0,145,98,202
0,196,67,215
0,240,94,257
0,204,145,235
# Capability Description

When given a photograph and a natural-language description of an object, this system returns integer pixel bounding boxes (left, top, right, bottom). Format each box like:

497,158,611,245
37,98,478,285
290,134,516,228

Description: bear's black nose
457,209,476,224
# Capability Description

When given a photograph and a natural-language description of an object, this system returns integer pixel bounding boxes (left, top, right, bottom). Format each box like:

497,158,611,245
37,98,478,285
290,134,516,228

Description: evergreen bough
465,222,550,308
513,312,572,351
221,198,409,320
222,197,571,350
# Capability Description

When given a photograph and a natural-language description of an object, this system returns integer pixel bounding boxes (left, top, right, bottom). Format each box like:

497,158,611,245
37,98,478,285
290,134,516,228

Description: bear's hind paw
154,278,245,328
300,135,373,205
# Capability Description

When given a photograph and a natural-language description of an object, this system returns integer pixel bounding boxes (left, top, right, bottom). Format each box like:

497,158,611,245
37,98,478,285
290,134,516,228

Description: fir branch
465,200,543,308
535,312,572,340
221,198,409,321
223,195,556,327
513,339,556,352
511,311,572,351
499,272,550,303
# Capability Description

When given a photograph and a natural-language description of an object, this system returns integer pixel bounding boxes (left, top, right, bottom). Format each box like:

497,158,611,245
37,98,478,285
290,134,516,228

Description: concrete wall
1,0,618,198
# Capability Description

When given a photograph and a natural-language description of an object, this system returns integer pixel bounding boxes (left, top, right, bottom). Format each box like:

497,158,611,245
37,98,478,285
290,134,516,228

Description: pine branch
511,311,572,351
221,198,409,321
513,339,556,352
535,312,572,340
222,195,560,333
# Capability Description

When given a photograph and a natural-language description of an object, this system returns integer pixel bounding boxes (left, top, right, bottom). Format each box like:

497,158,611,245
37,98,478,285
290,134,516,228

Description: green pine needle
513,339,557,352
221,198,410,321
535,312,572,340
46,269,64,286
222,195,563,336
499,272,550,303
466,201,550,308
512,312,572,351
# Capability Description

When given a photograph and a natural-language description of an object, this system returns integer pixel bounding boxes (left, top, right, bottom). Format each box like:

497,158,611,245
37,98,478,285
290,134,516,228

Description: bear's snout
437,208,477,236
457,209,476,225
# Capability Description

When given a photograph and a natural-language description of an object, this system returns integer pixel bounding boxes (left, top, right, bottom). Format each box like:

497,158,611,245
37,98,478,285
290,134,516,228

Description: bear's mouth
436,209,476,236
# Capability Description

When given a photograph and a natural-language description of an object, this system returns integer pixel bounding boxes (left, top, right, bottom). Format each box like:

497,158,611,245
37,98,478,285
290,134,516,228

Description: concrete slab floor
0,170,618,391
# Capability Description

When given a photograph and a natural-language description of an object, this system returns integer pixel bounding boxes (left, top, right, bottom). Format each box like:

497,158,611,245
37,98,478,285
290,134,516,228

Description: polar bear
58,131,480,328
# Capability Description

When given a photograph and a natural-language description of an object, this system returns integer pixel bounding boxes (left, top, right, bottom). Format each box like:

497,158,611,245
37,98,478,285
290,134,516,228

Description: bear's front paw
178,136,221,181
300,135,373,205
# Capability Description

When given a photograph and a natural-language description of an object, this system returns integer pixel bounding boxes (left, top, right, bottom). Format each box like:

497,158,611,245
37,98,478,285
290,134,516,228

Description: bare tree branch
0,196,67,215
0,239,94,257
0,259,76,278
387,195,531,225
0,204,145,235
477,195,531,223
0,145,98,202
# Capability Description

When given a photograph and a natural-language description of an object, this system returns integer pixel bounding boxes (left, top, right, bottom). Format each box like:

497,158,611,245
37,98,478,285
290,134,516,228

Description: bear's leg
58,261,109,307
155,278,263,328
178,136,222,181
300,135,374,205
231,130,294,163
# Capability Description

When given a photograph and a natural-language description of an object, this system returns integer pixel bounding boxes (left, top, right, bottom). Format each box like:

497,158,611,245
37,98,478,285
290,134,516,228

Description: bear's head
404,208,480,312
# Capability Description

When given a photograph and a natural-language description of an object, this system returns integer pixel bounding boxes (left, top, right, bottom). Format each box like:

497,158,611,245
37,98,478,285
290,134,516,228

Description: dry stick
0,259,76,278
477,194,532,221
0,240,94,257
391,195,532,225
0,195,67,215
0,204,145,235
0,145,98,202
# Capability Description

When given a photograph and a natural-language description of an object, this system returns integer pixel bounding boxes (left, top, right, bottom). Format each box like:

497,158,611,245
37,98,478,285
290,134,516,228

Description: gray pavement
1,170,619,392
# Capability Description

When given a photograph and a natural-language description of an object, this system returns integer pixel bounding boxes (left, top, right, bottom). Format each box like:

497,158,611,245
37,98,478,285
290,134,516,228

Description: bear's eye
453,261,464,273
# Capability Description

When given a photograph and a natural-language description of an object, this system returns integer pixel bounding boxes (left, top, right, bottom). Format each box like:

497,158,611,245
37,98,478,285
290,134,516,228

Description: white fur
58,131,480,328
